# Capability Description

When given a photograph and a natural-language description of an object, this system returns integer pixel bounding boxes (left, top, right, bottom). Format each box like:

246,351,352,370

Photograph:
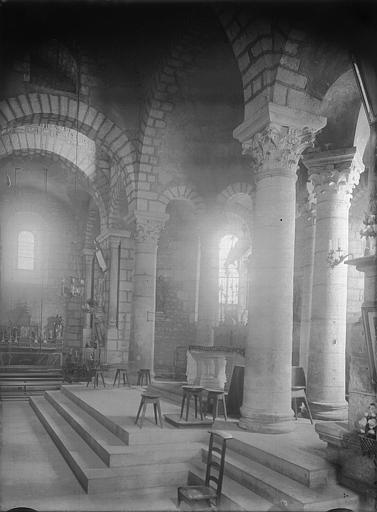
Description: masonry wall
0,184,84,349
154,202,198,378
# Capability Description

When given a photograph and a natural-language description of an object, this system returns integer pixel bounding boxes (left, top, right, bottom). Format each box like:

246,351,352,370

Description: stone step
4,485,179,511
30,396,190,494
228,436,331,488
45,390,203,467
188,458,273,511
200,448,359,511
61,385,209,446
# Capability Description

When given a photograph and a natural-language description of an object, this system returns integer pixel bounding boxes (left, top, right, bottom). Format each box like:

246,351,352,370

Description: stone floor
0,381,363,512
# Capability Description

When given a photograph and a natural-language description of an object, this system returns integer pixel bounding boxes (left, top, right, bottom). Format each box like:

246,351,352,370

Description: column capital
234,103,326,180
303,147,364,203
127,210,169,244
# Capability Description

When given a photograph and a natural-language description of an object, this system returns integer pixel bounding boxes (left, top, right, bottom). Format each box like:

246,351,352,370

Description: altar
186,345,245,389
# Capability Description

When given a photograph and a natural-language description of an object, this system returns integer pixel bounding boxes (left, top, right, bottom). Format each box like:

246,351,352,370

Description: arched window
219,234,239,323
17,231,35,270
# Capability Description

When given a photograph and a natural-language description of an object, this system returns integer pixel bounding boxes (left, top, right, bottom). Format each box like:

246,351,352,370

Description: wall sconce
327,240,353,269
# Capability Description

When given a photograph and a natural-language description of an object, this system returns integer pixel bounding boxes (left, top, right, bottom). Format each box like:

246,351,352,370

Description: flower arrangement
358,403,377,439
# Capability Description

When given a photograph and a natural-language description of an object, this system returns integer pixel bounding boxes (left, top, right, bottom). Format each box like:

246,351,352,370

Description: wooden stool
180,385,204,421
206,389,228,421
87,368,106,389
135,392,163,428
113,368,130,387
137,368,151,386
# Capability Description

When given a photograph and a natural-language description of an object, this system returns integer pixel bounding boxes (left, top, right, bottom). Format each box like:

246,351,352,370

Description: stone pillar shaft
299,210,316,374
304,147,361,420
108,238,120,328
240,170,297,431
129,212,168,372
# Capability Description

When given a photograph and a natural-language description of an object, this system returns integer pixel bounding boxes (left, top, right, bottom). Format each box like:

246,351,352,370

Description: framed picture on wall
361,305,377,386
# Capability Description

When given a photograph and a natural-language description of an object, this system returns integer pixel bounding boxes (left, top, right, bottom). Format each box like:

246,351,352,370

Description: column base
309,400,348,421
239,409,296,434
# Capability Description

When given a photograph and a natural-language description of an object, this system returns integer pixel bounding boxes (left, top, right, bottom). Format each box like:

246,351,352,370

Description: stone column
196,217,221,346
298,192,316,375
82,248,94,347
303,148,361,420
233,103,325,433
96,230,130,363
129,211,168,373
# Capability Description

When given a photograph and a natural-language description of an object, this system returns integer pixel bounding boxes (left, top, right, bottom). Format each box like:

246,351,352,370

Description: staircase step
229,436,331,488
30,396,191,494
45,390,202,467
201,448,359,511
188,458,273,511
61,385,209,446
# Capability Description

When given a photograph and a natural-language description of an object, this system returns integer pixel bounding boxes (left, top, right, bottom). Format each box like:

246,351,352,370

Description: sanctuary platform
0,381,363,511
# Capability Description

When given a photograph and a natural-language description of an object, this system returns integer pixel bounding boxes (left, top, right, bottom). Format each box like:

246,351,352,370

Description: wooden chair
291,366,313,424
177,430,233,509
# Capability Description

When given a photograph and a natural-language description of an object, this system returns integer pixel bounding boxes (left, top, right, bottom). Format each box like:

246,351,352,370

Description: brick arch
215,8,323,119
216,182,254,205
0,146,107,232
157,184,205,214
136,27,207,212
0,93,136,204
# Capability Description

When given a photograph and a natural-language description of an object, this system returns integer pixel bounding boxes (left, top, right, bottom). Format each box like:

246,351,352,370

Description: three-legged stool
113,367,130,387
180,385,204,421
135,392,163,428
205,389,228,421
87,368,106,389
137,368,151,386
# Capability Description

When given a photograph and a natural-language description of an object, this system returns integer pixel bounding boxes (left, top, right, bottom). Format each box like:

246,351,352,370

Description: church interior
1,0,377,510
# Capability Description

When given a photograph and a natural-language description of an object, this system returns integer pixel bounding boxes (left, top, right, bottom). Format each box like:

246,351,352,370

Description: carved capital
303,148,364,204
242,124,317,179
132,212,169,244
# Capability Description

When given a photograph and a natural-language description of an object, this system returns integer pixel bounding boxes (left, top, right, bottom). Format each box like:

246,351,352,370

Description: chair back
204,430,233,498
291,366,306,388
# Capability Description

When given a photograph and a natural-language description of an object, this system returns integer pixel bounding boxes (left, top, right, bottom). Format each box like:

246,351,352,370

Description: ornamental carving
242,124,316,177
134,216,166,244
308,152,364,203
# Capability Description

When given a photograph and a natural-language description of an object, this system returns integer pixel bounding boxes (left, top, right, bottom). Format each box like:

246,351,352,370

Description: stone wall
0,179,84,349
154,201,198,378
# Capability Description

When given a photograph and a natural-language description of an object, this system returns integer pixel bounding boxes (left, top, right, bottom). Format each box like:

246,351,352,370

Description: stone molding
303,147,364,204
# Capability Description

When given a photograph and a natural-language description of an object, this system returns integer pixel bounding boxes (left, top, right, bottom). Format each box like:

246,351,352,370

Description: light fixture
327,240,353,269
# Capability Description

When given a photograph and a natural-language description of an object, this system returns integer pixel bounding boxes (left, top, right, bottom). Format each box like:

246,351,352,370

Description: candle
337,239,341,250
329,240,333,251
